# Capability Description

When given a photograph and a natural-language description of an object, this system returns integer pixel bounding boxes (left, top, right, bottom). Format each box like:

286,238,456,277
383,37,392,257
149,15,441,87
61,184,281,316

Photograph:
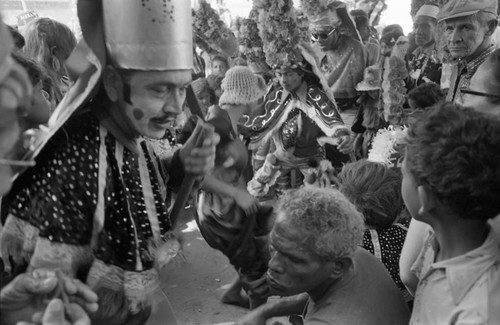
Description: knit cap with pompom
219,66,267,106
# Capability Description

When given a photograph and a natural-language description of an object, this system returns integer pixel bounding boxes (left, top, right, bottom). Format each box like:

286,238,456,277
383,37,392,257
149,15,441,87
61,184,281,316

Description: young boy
401,103,500,324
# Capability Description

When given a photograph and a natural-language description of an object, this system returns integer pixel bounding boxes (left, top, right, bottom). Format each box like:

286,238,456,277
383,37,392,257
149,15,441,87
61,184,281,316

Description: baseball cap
437,0,498,22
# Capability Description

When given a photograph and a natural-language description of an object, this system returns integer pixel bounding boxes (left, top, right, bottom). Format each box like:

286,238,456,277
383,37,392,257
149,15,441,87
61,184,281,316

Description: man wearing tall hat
0,1,218,324
407,4,442,90
438,0,498,104
302,0,366,129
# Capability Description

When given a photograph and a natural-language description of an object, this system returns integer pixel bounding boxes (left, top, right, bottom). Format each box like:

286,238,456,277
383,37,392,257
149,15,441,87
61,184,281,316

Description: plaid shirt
447,44,496,104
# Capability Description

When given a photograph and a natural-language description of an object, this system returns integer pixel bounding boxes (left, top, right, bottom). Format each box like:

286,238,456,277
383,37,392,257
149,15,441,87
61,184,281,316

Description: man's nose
449,28,462,43
268,252,285,274
164,89,185,114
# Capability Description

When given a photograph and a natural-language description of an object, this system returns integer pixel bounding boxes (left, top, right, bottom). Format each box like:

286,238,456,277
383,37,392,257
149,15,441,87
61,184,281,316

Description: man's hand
179,118,219,177
0,269,98,325
17,299,91,325
235,307,269,325
317,128,355,155
336,133,354,154
243,273,271,299
234,188,259,217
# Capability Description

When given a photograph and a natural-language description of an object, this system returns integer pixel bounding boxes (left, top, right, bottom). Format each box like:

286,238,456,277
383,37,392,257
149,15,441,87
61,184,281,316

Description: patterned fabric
280,107,301,150
447,44,496,104
2,106,178,311
361,219,410,296
407,42,442,90
242,82,344,145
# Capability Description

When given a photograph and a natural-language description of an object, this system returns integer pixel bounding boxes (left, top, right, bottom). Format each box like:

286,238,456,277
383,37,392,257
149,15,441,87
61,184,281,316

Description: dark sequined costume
1,105,184,316
361,218,412,302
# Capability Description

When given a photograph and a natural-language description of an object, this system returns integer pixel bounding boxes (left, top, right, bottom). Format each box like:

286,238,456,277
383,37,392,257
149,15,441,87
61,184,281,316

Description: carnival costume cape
242,84,344,145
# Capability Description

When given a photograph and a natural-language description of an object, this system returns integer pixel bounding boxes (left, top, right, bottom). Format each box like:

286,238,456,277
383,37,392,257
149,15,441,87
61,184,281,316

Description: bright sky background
224,0,413,35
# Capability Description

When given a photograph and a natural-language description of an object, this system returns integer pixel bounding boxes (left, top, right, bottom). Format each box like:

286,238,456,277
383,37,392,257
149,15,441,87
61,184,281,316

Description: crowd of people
0,0,499,324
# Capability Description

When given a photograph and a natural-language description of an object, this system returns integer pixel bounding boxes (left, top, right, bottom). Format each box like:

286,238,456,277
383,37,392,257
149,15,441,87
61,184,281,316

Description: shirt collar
280,81,308,103
426,227,500,305
459,44,496,76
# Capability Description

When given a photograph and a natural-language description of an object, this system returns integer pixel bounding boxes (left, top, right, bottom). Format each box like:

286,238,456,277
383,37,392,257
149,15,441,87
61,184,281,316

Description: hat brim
438,9,480,22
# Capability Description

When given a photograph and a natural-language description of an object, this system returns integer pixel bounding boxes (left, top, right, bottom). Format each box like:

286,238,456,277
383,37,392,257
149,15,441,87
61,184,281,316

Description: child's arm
202,175,258,217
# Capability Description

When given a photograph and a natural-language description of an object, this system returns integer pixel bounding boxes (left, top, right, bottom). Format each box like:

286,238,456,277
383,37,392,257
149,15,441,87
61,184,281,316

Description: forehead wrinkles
128,70,192,87
271,219,314,250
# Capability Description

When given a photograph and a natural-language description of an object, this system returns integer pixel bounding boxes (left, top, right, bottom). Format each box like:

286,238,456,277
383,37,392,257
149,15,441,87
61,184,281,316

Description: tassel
148,233,185,271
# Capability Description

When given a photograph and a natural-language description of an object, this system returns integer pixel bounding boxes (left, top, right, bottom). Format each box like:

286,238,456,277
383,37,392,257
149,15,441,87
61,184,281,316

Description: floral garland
300,0,334,18
193,0,237,55
296,9,311,43
237,18,267,64
253,0,303,69
381,53,408,126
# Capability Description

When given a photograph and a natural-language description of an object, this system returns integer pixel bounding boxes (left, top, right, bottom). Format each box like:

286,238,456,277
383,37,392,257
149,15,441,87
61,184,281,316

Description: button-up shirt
447,44,496,104
410,227,500,325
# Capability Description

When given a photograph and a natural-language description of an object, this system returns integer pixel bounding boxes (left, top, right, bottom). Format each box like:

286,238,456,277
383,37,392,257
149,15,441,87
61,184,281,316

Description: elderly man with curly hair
236,186,410,325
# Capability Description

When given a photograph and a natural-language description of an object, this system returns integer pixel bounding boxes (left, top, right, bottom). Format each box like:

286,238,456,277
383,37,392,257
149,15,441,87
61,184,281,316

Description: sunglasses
460,87,500,100
311,27,337,42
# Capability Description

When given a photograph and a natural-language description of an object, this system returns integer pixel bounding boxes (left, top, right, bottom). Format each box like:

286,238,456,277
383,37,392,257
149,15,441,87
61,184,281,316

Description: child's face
401,155,422,220
212,60,228,76
24,81,51,128
197,90,212,116
380,41,394,57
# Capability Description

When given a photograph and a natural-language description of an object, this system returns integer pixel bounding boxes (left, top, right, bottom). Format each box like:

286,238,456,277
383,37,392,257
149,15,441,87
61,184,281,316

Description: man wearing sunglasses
304,1,365,129
437,0,498,104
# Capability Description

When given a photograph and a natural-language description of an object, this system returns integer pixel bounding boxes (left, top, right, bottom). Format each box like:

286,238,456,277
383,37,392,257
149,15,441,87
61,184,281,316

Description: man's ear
329,256,353,278
486,19,499,36
102,65,123,103
417,185,437,218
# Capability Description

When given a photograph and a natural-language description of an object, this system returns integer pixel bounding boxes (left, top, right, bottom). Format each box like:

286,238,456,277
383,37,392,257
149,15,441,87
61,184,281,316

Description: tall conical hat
20,0,194,164
103,0,193,70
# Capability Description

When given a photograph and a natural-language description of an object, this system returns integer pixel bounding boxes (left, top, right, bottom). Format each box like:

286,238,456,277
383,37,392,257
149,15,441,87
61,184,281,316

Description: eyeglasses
311,27,337,42
460,87,500,100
